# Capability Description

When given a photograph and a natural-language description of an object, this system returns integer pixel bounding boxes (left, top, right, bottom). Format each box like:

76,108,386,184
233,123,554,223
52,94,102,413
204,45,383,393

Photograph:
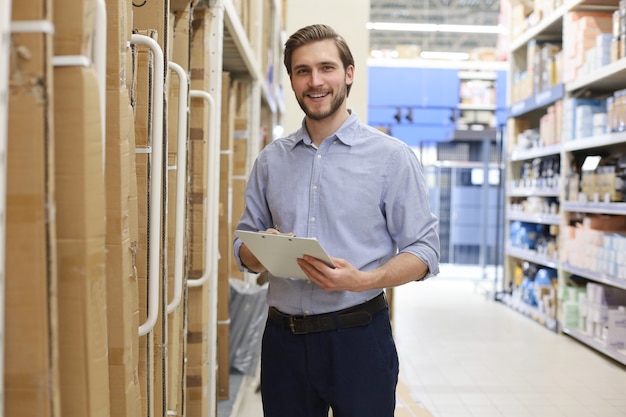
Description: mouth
307,92,329,100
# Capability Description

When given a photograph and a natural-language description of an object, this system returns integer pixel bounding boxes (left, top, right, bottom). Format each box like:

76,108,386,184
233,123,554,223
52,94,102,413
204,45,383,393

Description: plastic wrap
228,278,268,375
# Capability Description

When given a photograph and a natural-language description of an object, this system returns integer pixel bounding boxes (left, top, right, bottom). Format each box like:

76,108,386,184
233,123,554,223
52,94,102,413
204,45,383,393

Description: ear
345,65,354,85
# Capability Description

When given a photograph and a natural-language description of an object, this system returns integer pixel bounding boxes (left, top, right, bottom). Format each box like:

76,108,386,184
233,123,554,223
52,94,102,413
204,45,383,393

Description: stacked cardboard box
562,215,626,278
103,1,143,415
186,8,214,417
53,0,111,415
166,4,193,416
5,0,283,413
563,11,613,83
5,1,61,416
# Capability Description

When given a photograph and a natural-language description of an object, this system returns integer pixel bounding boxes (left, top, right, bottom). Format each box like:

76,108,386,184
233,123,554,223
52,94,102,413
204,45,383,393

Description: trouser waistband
267,292,387,335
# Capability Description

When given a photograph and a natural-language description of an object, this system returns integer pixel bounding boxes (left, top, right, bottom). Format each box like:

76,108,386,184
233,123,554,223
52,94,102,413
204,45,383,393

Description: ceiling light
366,22,505,34
420,51,469,60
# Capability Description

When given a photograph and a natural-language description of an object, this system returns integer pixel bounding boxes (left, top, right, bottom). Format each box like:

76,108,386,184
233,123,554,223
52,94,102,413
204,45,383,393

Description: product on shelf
513,155,560,191
563,11,614,83
566,154,626,202
608,87,626,132
513,261,557,317
579,282,626,347
563,98,607,141
509,196,559,215
562,214,626,278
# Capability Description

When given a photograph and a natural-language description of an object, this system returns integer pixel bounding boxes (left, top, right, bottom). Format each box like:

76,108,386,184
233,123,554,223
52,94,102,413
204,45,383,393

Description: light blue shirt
234,111,440,315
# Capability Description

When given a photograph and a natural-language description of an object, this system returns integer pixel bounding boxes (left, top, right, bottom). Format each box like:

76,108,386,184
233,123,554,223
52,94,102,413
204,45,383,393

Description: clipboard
235,230,335,279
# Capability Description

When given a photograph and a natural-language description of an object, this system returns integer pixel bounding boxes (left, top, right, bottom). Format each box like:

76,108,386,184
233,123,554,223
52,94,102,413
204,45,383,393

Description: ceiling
369,0,502,56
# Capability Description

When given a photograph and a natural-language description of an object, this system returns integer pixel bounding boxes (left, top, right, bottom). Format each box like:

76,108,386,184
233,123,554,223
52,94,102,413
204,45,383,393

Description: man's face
289,39,354,121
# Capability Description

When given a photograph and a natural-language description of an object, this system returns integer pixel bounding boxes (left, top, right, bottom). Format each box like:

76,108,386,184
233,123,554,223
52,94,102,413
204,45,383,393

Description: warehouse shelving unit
213,0,284,415
504,0,626,364
4,0,284,416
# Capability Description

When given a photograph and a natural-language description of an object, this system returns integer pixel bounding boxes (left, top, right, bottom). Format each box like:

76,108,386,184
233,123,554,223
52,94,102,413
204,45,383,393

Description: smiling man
233,24,440,417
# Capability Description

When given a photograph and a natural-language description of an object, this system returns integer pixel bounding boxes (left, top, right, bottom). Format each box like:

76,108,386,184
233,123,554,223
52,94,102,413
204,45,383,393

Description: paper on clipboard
235,230,335,279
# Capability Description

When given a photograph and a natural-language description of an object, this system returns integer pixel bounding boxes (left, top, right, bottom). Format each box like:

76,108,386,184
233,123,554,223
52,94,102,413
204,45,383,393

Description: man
233,24,440,417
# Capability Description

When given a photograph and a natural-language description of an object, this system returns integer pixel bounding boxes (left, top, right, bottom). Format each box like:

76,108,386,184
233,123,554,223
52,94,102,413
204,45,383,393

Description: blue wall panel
367,65,508,144
368,66,460,108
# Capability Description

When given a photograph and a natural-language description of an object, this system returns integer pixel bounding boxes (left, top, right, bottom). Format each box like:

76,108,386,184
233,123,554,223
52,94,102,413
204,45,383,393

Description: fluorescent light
420,51,469,60
366,22,505,34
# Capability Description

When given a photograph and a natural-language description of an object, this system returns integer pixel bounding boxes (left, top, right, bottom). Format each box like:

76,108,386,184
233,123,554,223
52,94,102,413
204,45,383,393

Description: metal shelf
562,326,626,366
507,187,560,198
505,246,559,269
507,211,560,225
509,0,617,52
509,2,567,52
562,263,626,291
508,143,562,162
562,130,626,152
508,84,565,118
222,0,282,112
566,57,626,94
561,201,626,215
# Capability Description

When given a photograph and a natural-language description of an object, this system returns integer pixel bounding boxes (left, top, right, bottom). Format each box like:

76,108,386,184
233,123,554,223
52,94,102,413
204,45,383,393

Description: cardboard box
104,3,141,415
6,1,61,415
131,29,160,417
167,5,193,415
54,64,110,417
53,0,96,56
186,8,215,415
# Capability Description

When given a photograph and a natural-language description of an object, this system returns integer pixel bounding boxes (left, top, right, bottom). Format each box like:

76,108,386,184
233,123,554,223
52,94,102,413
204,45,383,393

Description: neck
306,108,350,147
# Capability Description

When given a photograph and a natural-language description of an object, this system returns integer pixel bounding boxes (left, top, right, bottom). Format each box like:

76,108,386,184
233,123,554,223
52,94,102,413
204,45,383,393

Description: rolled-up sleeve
385,146,440,278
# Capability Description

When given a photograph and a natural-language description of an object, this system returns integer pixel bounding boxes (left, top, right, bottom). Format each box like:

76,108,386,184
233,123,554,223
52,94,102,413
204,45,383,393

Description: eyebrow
293,61,339,71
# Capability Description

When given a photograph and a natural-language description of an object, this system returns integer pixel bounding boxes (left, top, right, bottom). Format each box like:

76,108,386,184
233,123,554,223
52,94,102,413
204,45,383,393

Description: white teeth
309,93,326,98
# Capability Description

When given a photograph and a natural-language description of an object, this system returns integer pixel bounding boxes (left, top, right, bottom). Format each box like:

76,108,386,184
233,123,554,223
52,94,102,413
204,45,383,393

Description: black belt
268,292,387,335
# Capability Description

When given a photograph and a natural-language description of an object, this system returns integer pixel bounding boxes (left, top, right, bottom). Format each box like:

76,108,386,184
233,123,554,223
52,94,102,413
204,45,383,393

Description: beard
296,82,347,121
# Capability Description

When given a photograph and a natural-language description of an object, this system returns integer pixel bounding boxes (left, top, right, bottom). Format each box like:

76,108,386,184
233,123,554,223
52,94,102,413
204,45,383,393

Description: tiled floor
230,266,626,417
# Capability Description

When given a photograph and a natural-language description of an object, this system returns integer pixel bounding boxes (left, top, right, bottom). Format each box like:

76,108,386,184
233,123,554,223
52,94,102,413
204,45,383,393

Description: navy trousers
260,308,399,417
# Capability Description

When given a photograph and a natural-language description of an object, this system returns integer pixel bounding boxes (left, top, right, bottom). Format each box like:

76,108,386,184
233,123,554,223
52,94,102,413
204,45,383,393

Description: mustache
305,89,329,95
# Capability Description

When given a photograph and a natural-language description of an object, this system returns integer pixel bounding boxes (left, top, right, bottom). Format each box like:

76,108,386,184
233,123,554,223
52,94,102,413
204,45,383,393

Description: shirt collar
289,110,360,149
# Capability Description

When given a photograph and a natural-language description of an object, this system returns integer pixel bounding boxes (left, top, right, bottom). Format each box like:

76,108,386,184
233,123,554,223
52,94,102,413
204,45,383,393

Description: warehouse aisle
230,266,626,417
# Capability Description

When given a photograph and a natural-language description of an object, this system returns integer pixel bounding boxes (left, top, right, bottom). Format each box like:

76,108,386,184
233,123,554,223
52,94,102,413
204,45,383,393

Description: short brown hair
284,24,355,94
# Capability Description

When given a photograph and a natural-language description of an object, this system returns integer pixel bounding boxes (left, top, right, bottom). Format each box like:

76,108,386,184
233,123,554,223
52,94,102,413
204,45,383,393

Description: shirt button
310,217,316,222
317,154,322,159
312,185,318,190
304,310,311,314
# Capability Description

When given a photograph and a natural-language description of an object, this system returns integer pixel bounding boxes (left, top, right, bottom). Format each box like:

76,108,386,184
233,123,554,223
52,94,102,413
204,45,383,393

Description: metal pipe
94,0,107,167
166,61,189,315
1,1,13,413
187,90,218,288
130,34,165,337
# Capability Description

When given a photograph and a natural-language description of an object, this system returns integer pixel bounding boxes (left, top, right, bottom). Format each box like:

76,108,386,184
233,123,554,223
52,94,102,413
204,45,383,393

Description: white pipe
51,55,91,67
94,0,107,168
10,20,55,34
188,89,219,417
130,34,165,337
0,2,12,416
166,61,189,315
187,90,218,288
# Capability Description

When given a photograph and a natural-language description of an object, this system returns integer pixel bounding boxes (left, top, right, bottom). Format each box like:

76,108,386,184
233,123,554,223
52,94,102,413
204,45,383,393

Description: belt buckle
288,317,309,335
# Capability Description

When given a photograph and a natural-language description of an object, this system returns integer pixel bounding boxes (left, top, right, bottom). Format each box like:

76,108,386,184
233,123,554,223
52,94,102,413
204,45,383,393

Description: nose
308,69,323,87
